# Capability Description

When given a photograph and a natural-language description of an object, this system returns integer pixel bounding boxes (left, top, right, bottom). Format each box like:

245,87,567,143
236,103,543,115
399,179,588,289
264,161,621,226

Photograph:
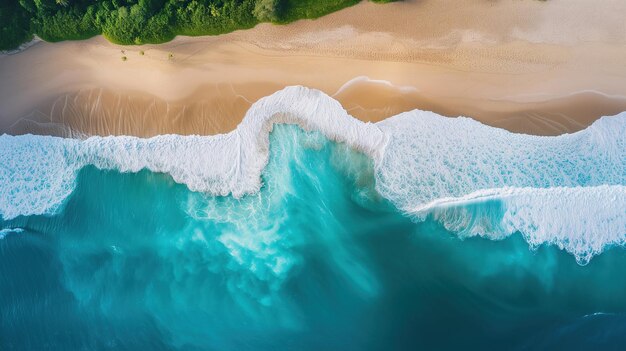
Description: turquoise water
1,125,626,350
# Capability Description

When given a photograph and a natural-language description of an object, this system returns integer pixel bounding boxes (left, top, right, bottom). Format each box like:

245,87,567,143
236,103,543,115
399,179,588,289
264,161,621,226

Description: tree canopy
1,0,396,51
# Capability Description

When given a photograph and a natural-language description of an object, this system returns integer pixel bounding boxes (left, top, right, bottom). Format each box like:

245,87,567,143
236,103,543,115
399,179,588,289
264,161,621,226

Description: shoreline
2,0,626,137
8,83,626,138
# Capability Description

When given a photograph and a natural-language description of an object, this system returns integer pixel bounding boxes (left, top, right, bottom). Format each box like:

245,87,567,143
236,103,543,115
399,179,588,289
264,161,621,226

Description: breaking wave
0,86,624,263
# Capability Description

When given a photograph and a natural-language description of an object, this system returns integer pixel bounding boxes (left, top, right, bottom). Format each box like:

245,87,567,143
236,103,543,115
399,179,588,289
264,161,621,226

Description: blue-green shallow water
1,126,626,350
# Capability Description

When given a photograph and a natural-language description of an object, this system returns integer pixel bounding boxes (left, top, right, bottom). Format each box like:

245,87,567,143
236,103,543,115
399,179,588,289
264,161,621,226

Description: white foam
0,227,24,239
373,109,625,262
414,185,626,264
0,87,385,218
375,109,625,211
333,76,418,96
0,86,624,262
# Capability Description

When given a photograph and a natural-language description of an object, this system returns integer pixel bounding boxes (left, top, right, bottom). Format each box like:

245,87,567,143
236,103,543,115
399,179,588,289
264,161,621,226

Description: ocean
1,87,625,350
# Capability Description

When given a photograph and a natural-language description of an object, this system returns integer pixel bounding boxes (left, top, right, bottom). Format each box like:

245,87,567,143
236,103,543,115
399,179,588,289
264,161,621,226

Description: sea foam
0,227,24,239
0,86,624,262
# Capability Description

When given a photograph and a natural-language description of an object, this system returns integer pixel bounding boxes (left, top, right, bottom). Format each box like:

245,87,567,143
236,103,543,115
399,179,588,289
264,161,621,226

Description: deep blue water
1,126,626,350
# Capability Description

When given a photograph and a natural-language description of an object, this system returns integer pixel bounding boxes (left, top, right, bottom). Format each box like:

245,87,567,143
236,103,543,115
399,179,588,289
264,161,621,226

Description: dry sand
2,0,626,137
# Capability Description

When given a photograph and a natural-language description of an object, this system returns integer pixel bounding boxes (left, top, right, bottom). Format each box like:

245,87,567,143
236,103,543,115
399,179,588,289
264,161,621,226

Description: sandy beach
2,0,626,137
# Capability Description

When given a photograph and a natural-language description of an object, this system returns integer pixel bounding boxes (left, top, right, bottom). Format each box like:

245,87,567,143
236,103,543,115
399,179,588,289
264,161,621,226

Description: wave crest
415,185,626,264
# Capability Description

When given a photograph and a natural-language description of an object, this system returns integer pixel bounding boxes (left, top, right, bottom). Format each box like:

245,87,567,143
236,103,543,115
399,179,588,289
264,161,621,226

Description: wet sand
2,0,626,137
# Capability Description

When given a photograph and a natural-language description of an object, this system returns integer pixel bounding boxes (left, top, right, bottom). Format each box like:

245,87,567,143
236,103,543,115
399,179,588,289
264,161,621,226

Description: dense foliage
0,1,33,50
1,0,395,50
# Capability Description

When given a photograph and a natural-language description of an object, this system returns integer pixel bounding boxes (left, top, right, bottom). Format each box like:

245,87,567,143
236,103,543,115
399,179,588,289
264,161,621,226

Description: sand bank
2,0,626,137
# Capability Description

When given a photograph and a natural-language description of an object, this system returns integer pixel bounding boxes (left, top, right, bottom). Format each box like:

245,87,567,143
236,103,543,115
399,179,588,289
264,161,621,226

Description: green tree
33,0,56,12
253,0,279,22
0,1,32,50
18,0,37,13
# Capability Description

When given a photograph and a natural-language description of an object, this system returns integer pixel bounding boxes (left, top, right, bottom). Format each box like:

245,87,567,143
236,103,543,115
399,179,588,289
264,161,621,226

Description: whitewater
1,86,625,263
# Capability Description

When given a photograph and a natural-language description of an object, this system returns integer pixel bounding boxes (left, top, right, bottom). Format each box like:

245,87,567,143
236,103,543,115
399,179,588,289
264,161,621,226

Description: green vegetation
278,0,358,23
0,1,33,50
0,0,397,51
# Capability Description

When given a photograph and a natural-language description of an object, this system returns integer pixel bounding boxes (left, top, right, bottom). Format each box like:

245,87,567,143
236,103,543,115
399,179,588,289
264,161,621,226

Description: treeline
1,0,395,51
